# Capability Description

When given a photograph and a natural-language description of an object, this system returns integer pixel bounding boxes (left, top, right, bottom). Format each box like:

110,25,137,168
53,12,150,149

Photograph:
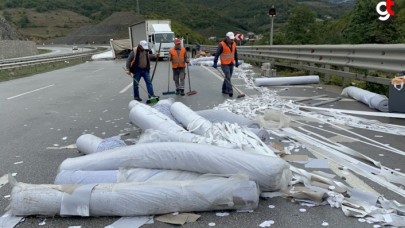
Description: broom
186,63,197,96
215,68,245,98
122,67,159,104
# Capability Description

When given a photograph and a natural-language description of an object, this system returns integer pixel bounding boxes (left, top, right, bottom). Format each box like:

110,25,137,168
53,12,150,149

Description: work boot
180,89,185,96
134,97,142,101
176,89,180,95
229,93,233,97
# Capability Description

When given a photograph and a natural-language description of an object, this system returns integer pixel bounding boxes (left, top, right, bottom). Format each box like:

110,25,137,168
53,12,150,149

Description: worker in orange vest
169,38,189,96
213,32,239,97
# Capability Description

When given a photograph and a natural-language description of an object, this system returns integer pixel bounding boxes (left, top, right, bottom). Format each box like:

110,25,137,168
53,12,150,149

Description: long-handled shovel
215,68,245,98
122,67,159,104
162,60,176,95
186,64,197,96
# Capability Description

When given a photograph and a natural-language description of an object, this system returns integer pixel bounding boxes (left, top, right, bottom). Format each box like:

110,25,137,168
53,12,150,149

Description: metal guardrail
201,44,405,85
0,49,98,70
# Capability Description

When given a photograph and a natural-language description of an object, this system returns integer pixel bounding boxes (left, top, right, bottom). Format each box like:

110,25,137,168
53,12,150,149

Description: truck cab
129,20,175,61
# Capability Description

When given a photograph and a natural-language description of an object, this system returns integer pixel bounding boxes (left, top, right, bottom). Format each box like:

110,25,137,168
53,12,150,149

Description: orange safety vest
220,41,236,65
170,47,186,68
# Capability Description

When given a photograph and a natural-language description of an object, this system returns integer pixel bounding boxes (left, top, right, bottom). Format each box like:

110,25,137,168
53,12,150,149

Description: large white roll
76,134,102,155
54,170,119,184
76,134,126,155
58,142,291,191
11,175,259,217
170,102,212,135
54,168,203,184
129,101,198,142
254,75,320,86
341,86,389,112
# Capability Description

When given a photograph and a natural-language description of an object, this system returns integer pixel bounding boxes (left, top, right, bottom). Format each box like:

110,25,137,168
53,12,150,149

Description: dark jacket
126,46,150,72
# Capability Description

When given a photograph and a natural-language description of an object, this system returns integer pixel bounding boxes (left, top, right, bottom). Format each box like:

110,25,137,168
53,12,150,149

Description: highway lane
0,59,404,228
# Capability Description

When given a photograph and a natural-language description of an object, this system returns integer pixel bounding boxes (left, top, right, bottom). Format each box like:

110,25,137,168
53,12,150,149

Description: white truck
129,20,175,60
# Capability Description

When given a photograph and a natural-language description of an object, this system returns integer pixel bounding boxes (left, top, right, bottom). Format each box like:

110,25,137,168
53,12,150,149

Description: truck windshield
155,33,174,43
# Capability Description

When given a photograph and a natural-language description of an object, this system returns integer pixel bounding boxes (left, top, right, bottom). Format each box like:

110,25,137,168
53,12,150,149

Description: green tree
342,0,399,44
19,15,29,28
283,5,320,44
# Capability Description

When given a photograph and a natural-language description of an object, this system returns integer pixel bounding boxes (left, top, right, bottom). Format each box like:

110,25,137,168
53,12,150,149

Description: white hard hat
226,32,235,39
139,40,148,49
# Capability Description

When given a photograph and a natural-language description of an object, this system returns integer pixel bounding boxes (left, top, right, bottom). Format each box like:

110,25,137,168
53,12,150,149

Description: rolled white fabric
76,134,102,155
11,174,259,216
54,168,203,184
341,86,389,112
129,101,199,142
254,75,319,86
54,170,119,184
58,142,291,191
170,102,212,135
76,134,126,155
196,109,260,128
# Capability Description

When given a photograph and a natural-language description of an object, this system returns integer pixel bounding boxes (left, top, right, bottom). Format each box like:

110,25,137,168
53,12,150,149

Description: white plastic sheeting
196,109,260,128
11,174,259,216
341,86,389,112
58,142,291,191
55,168,203,184
254,76,320,87
91,50,114,60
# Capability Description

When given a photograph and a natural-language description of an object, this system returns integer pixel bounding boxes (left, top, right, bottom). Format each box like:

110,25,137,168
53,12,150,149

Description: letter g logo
376,0,395,21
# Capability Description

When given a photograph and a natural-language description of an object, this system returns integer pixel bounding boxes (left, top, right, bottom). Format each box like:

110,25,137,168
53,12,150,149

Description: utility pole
136,0,140,14
268,5,276,45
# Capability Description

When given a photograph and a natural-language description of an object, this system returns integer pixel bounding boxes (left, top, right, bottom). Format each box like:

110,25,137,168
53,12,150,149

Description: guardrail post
324,65,331,82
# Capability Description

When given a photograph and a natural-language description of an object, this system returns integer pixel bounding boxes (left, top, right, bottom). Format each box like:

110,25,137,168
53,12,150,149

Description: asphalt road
0,59,404,228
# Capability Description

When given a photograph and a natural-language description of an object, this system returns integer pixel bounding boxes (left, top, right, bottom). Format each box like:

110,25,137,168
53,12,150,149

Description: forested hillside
1,0,404,44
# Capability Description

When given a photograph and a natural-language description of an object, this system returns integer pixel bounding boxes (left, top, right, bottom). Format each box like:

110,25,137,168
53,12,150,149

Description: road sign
235,34,244,41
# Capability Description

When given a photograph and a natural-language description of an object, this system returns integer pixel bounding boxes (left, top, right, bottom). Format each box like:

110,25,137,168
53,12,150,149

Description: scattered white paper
11,173,17,177
300,203,316,207
268,205,275,209
208,222,216,226
236,209,254,213
373,225,381,228
299,208,306,212
378,154,384,157
62,137,68,140
0,174,8,189
350,188,379,206
53,144,59,146
321,221,329,226
374,135,383,138
358,218,366,223
4,195,10,199
39,218,46,226
68,226,82,228
13,161,23,165
216,212,229,217
259,220,275,227
383,214,393,223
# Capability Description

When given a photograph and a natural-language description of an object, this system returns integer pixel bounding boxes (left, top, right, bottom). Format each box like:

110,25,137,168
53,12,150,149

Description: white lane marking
120,83,133,94
7,84,54,100
92,68,104,73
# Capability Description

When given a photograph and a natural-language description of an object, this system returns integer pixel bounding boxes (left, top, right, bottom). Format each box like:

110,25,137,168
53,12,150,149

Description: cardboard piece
156,213,201,225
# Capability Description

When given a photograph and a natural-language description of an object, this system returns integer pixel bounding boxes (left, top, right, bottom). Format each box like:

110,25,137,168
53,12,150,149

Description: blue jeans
133,69,155,98
221,64,234,94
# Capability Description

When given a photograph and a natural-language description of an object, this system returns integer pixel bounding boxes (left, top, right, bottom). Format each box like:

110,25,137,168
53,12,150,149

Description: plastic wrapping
196,109,260,128
11,174,259,217
54,168,203,184
170,102,212,135
341,86,389,112
254,76,319,86
58,142,291,191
